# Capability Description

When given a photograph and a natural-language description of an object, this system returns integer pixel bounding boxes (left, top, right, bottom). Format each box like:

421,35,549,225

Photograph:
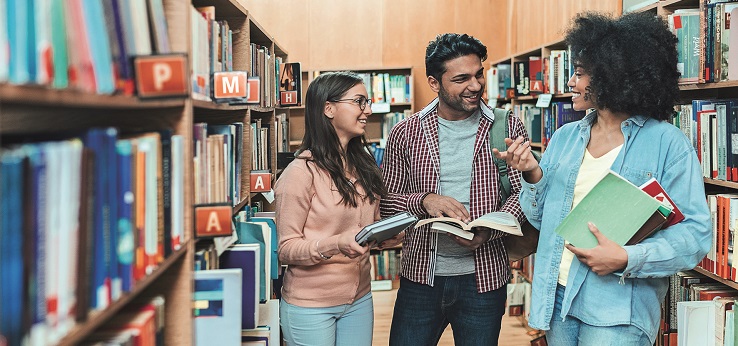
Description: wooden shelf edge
693,266,738,291
193,99,250,110
680,80,738,91
0,84,186,109
704,177,738,189
58,242,191,346
233,198,250,215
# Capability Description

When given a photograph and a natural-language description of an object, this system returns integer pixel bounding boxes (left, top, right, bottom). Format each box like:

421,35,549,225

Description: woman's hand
336,231,369,259
566,222,628,276
492,136,539,172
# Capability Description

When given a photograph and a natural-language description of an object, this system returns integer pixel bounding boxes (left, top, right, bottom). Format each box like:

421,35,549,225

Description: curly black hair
565,12,680,121
425,33,487,81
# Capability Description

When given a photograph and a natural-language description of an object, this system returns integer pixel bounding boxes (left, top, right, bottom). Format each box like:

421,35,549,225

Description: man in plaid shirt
382,33,529,346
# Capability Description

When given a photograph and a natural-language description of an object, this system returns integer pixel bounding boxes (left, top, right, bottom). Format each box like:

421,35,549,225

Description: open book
414,212,524,240
355,212,418,246
555,170,673,249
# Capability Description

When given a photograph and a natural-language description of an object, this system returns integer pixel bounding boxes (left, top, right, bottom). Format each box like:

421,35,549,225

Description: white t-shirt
558,144,623,286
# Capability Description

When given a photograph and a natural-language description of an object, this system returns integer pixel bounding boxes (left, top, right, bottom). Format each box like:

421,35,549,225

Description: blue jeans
389,274,506,346
280,292,373,346
547,284,651,346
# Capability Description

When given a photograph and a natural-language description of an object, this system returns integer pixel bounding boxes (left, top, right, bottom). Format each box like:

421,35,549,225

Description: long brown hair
298,71,386,207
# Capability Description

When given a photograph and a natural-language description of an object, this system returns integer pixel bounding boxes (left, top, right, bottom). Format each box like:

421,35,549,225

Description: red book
639,178,685,229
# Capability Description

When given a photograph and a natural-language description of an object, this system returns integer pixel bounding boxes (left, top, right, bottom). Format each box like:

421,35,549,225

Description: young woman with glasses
274,71,392,346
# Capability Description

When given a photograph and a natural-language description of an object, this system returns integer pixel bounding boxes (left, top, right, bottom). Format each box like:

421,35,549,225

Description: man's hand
566,222,628,276
450,227,492,251
376,231,405,250
422,193,470,222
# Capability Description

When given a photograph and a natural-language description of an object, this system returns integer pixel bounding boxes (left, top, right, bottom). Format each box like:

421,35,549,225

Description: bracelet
316,239,332,260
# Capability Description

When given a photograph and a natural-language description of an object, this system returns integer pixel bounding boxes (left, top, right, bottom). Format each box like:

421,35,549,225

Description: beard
438,82,482,113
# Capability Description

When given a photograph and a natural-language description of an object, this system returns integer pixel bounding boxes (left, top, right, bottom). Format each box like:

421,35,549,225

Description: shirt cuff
621,245,647,279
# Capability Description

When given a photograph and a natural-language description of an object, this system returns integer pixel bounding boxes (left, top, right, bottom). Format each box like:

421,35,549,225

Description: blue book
194,269,242,346
220,244,260,330
24,144,47,340
250,217,279,280
116,139,134,292
1,150,25,345
81,0,115,94
235,221,268,302
84,128,119,309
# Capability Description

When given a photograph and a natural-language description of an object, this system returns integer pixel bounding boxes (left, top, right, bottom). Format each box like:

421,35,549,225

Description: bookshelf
288,67,415,152
0,0,292,344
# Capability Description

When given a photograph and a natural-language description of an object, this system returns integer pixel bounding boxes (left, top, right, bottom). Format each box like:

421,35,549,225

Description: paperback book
415,212,524,240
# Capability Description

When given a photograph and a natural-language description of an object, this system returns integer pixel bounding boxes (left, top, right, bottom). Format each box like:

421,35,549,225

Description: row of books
370,249,401,282
699,193,738,282
81,296,166,346
193,122,244,206
251,119,271,171
661,270,738,346
668,3,738,85
352,72,411,105
488,49,572,100
672,99,738,182
190,5,286,107
513,104,543,143
0,129,184,345
2,0,172,95
542,101,587,146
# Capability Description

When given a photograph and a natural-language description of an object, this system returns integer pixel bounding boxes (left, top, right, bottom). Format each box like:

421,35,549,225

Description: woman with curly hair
494,12,711,345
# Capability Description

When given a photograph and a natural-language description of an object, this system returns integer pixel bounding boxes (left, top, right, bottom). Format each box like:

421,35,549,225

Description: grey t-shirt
434,110,480,276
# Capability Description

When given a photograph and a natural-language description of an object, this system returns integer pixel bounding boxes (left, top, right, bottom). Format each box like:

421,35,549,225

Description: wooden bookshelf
0,0,293,344
58,244,191,346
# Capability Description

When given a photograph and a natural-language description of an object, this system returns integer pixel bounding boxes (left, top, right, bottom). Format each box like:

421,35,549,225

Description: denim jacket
520,111,712,343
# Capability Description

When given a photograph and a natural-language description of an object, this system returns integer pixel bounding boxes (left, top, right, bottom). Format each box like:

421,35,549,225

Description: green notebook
555,170,671,249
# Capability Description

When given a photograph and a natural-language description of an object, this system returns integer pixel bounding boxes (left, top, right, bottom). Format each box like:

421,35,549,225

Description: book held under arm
554,170,675,249
355,212,419,246
414,211,525,240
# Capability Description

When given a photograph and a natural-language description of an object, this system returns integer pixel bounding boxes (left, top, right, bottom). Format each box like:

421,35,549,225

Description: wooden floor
372,289,539,346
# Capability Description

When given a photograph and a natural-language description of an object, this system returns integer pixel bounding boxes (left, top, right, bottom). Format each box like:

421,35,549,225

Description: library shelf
694,267,738,291
0,84,186,109
58,242,191,346
704,178,738,189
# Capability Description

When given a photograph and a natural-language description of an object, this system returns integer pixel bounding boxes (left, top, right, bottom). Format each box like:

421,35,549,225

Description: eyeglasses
331,97,372,111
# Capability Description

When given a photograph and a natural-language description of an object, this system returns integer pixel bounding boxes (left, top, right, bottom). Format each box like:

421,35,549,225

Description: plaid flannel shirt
380,98,528,292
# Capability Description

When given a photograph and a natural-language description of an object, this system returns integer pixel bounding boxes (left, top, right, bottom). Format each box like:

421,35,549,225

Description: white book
171,135,184,251
415,211,524,240
678,300,717,346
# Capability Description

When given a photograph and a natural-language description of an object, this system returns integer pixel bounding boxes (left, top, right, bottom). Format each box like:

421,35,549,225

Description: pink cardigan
274,150,379,307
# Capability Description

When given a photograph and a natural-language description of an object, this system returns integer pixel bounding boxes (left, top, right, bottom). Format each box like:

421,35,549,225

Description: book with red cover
639,178,685,229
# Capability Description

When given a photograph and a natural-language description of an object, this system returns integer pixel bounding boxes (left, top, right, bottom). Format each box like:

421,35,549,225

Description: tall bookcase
0,0,291,344
288,66,414,152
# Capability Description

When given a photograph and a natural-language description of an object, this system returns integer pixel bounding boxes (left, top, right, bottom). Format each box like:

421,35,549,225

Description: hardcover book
554,170,671,249
639,177,685,229
355,212,418,246
220,244,260,330
194,269,242,346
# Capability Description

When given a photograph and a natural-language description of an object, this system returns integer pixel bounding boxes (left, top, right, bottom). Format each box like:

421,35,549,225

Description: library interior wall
244,0,621,112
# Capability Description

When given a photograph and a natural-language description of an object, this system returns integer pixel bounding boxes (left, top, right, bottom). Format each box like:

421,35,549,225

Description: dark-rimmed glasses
331,96,372,111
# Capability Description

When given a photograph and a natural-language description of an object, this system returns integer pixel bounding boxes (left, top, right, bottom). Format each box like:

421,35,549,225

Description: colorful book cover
639,178,685,229
194,269,242,346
